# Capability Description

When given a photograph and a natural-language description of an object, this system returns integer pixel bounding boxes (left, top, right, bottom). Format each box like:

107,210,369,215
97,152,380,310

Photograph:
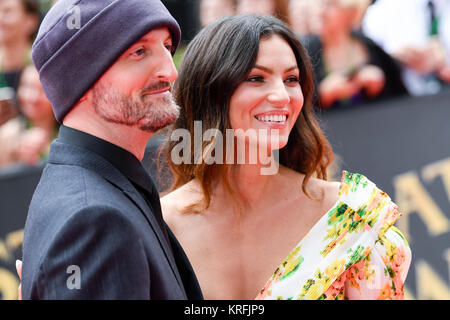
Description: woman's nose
266,80,290,106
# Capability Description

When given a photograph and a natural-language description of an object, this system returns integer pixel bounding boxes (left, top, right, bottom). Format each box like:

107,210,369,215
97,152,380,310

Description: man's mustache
141,81,173,95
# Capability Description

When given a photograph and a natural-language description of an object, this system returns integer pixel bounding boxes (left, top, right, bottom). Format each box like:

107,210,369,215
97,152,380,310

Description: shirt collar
57,125,158,196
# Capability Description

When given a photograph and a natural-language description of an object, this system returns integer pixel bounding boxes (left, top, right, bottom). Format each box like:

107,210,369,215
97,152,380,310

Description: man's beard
91,81,180,132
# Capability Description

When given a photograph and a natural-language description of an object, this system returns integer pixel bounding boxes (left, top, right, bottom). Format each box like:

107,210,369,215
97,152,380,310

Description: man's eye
131,48,146,58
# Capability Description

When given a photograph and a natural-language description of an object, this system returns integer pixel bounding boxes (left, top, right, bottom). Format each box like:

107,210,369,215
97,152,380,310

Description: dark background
162,0,201,44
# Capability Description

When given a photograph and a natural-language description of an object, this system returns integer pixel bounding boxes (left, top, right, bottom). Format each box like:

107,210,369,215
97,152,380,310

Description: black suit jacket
21,134,203,299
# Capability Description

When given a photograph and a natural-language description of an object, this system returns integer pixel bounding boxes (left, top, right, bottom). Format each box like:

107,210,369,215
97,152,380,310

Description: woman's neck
232,164,272,202
0,38,29,71
220,154,286,215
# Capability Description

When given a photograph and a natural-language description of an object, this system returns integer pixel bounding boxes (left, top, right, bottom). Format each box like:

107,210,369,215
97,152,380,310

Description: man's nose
154,48,178,83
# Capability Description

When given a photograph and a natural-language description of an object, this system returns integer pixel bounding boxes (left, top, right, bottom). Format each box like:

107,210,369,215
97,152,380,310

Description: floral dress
255,171,412,300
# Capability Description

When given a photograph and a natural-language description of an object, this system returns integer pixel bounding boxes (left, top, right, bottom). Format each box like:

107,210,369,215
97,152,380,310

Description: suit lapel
166,226,204,300
117,185,186,293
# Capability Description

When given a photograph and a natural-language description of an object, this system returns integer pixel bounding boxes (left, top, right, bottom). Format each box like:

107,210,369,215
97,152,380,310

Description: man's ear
79,89,92,102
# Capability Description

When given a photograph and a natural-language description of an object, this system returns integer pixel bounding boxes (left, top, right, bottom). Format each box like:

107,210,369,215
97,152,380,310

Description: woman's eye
285,76,300,84
246,76,264,83
165,44,173,52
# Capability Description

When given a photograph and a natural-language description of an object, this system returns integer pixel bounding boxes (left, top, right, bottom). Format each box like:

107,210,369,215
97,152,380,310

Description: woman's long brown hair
163,15,333,213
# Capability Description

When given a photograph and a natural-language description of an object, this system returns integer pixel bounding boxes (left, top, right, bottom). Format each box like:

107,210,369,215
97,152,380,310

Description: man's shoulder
28,162,135,225
42,160,121,190
24,164,142,258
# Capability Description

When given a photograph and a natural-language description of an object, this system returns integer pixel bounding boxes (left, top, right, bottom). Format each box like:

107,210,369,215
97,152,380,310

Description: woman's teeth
255,115,287,122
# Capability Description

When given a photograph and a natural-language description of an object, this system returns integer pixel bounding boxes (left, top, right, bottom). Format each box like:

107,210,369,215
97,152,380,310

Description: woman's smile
254,112,289,129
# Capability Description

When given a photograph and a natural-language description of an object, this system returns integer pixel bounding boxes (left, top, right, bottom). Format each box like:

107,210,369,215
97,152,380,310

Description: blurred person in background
363,0,450,96
288,0,320,37
0,0,40,125
289,0,371,37
236,0,291,26
303,0,406,109
352,0,371,31
0,64,57,167
199,0,236,27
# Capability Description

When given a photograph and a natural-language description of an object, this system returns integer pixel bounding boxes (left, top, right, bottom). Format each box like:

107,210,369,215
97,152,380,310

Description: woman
0,0,40,124
302,0,407,109
160,15,411,300
288,0,320,37
0,64,57,167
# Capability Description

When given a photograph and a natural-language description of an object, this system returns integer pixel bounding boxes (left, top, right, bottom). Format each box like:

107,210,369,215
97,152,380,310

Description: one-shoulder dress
255,171,412,300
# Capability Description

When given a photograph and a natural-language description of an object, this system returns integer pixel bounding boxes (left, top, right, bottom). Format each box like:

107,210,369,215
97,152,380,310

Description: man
363,0,450,95
21,0,203,299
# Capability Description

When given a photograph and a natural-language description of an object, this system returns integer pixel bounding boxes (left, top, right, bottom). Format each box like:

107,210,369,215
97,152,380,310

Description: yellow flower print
381,238,397,265
325,258,346,279
308,282,326,299
279,246,304,280
297,278,329,300
340,182,350,196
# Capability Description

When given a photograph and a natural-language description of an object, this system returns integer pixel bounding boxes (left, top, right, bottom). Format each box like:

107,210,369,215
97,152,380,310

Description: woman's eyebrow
253,65,299,73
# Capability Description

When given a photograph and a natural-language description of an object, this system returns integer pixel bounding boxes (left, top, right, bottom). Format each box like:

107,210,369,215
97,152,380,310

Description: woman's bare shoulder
279,167,340,211
306,176,341,211
318,177,341,195
160,180,203,224
322,179,341,206
279,166,340,200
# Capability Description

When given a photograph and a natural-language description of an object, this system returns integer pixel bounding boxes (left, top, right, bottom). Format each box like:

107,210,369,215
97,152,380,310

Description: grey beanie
32,0,181,123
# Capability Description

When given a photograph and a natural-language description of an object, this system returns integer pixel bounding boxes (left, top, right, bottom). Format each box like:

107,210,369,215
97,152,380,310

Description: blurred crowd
200,0,450,107
0,0,57,169
0,0,449,170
